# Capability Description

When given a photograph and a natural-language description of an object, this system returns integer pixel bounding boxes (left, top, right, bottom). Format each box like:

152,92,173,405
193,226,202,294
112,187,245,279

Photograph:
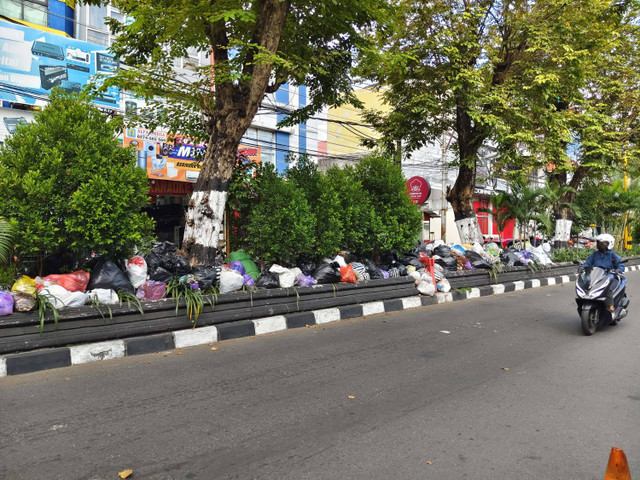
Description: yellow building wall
326,86,388,156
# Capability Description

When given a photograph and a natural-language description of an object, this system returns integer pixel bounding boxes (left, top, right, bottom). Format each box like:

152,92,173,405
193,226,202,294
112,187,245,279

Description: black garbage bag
144,251,162,271
501,249,524,266
433,245,452,258
362,259,384,279
296,255,317,276
152,241,177,256
161,254,191,276
87,258,134,293
312,262,341,284
397,264,408,276
399,252,424,269
380,251,399,270
464,251,492,269
148,266,173,283
435,255,457,271
256,272,280,289
191,265,220,291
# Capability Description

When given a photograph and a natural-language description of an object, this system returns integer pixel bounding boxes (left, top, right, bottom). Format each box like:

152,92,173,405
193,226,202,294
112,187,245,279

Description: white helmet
596,233,615,250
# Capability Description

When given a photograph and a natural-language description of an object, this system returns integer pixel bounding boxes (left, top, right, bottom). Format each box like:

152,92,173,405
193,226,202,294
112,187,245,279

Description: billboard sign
0,19,120,108
406,176,431,204
123,127,261,183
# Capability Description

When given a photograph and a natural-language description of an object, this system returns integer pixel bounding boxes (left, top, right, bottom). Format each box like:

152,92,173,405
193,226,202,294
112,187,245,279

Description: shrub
0,89,155,274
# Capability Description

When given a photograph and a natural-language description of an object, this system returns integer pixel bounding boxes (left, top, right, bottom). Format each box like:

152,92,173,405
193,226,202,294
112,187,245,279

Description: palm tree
0,217,13,263
538,181,581,241
475,192,515,245
508,183,545,246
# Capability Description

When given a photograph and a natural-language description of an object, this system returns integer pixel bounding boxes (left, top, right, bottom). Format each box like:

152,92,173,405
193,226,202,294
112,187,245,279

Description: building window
242,127,275,166
76,4,122,46
0,0,48,27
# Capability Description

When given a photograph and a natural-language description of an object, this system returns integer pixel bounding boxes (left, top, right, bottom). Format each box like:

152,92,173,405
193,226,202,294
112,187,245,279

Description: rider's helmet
595,233,615,253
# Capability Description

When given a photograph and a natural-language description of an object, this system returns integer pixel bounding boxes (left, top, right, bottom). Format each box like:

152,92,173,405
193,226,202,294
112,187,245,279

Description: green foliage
551,249,594,263
165,278,205,327
34,290,59,335
353,154,422,255
228,154,421,262
0,217,12,264
0,263,18,290
245,164,316,264
0,90,155,270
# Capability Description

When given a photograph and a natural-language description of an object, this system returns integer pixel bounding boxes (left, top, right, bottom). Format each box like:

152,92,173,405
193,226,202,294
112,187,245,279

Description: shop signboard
0,19,120,108
406,176,431,204
124,127,261,183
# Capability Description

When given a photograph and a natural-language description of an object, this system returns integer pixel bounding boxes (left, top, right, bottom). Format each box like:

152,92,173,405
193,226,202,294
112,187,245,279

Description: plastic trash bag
87,289,119,305
256,272,280,289
400,254,424,269
437,278,451,293
433,263,445,282
161,254,191,277
219,268,244,294
452,244,467,256
11,276,36,295
0,291,13,315
501,249,525,266
230,251,260,277
126,256,148,289
388,267,400,278
333,255,347,268
435,255,457,271
298,275,317,287
191,265,220,291
40,285,88,309
230,261,246,276
243,274,255,287
179,274,200,290
36,271,90,292
270,264,296,288
296,255,316,276
312,262,341,284
380,269,390,279
434,245,452,258
148,265,173,282
136,281,167,301
87,258,135,293
11,292,35,311
362,259,384,279
340,265,357,283
416,275,436,296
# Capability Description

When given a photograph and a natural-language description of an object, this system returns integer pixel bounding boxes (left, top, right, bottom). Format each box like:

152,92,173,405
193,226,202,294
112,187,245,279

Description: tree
0,217,12,264
475,192,514,245
360,0,634,244
0,89,155,274
85,0,386,264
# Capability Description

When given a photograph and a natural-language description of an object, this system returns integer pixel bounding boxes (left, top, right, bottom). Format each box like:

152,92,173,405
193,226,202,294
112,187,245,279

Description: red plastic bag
37,271,90,292
418,251,431,266
340,265,357,283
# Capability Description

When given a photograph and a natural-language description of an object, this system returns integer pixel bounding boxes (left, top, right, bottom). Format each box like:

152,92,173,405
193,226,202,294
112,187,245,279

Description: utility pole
441,132,447,243
624,143,632,250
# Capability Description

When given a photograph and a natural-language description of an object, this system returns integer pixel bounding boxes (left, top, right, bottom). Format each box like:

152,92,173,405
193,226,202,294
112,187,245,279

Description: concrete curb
2,266,637,377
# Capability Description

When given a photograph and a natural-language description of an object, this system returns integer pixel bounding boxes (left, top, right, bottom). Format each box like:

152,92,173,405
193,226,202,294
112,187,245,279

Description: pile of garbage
0,240,555,317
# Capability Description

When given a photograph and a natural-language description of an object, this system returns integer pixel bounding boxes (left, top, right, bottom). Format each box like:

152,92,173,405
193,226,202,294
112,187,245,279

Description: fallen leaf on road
65,378,70,381
502,367,510,371
348,395,355,399
211,347,218,351
427,461,432,465
118,469,133,478
146,361,151,364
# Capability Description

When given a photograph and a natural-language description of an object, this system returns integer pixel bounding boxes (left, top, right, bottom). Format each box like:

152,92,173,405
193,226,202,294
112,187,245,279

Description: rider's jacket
584,250,625,272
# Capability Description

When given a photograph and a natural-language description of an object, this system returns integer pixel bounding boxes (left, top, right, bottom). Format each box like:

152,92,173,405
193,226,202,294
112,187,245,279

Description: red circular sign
406,176,431,204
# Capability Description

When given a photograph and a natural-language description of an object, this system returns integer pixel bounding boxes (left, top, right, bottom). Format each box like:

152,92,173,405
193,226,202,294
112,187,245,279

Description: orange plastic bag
37,271,90,292
340,265,357,283
604,447,631,480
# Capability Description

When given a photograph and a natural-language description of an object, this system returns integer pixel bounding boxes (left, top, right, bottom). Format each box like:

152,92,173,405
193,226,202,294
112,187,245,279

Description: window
0,0,48,27
242,127,275,165
76,4,122,47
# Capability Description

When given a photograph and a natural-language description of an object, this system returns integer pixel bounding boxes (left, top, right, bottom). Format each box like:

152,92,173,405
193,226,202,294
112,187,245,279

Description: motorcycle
575,262,629,335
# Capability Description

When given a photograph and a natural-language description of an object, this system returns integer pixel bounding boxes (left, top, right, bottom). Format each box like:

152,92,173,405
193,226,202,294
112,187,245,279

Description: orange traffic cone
604,447,631,480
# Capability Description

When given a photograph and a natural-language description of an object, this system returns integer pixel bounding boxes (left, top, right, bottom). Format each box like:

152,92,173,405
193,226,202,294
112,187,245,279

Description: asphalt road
2,275,640,480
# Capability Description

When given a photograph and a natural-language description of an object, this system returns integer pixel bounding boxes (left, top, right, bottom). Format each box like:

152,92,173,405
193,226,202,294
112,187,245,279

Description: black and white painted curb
2,267,637,377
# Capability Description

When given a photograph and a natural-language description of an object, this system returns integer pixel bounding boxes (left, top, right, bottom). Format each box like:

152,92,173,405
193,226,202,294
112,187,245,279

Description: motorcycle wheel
581,307,599,336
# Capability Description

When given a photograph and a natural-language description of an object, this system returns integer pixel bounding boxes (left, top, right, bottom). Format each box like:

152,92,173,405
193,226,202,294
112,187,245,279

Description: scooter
575,262,629,335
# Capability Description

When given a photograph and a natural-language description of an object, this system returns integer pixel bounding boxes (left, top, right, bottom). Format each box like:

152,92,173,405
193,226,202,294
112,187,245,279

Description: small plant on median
34,291,59,335
166,278,204,327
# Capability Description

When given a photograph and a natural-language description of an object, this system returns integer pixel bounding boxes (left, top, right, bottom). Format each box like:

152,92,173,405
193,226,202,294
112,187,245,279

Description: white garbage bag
126,256,148,289
40,285,89,309
437,278,451,293
332,255,347,268
269,264,296,288
87,289,119,305
416,272,436,296
219,268,245,294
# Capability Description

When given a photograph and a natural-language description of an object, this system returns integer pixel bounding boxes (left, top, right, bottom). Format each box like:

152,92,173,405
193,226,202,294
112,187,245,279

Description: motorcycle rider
582,233,625,311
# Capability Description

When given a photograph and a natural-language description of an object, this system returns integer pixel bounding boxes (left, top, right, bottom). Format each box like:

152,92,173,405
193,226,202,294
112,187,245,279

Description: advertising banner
123,127,261,183
0,19,119,108
406,176,431,204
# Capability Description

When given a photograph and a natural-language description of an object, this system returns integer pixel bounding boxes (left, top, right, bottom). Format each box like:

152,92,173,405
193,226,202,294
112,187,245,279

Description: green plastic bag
229,251,260,280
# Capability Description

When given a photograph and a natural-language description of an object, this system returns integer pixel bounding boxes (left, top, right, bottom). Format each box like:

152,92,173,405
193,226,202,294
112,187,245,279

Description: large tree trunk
446,104,485,244
182,0,290,265
551,166,590,247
